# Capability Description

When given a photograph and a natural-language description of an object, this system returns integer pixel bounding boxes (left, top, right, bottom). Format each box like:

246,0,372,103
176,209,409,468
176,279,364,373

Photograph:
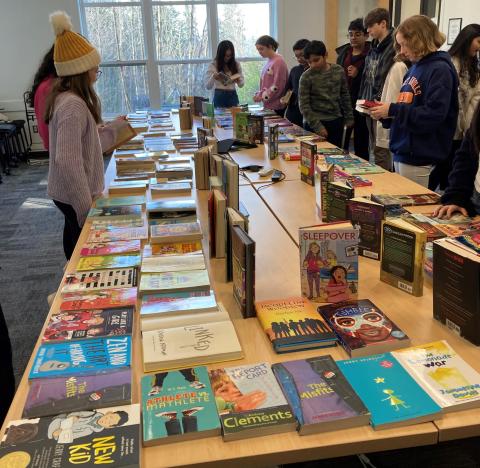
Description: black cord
256,171,286,192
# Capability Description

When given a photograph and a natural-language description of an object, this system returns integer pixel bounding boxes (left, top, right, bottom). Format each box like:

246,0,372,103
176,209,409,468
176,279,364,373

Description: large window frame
78,0,276,111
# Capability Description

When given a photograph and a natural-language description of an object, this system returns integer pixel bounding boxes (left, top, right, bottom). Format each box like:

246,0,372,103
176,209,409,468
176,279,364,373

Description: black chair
0,123,19,175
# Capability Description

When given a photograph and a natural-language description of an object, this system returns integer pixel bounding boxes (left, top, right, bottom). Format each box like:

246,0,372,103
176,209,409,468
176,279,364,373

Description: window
78,0,276,114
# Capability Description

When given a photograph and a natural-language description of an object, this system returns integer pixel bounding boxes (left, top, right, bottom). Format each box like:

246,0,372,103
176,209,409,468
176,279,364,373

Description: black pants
428,139,462,191
53,200,82,260
343,110,369,160
273,108,286,117
305,117,345,148
0,304,15,426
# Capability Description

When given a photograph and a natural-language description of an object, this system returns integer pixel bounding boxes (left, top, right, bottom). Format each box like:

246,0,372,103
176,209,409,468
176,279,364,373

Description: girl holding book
204,40,245,108
253,35,289,116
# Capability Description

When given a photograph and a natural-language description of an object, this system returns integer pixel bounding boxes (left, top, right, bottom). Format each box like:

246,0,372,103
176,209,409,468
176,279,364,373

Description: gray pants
393,162,433,188
365,116,393,171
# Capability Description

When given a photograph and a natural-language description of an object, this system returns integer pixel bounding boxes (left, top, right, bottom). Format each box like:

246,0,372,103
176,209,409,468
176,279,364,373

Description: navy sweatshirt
385,51,459,166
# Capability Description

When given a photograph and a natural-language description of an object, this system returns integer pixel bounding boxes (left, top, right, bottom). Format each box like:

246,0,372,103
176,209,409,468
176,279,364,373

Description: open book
102,119,137,154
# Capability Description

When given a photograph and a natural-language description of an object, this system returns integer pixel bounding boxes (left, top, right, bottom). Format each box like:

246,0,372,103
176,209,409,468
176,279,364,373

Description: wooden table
3,125,480,467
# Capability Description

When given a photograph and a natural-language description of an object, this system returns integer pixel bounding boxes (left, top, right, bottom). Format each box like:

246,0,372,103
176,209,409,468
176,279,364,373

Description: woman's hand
432,204,468,219
370,102,390,120
318,127,328,138
253,94,262,103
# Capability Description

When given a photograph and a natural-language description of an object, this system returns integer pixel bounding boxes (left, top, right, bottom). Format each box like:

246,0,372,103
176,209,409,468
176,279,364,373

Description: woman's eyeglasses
96,69,103,77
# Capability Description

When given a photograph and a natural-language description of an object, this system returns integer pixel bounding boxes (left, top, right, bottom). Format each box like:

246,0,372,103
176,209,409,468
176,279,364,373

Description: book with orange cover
80,240,141,257
142,241,203,257
103,120,137,154
60,288,138,311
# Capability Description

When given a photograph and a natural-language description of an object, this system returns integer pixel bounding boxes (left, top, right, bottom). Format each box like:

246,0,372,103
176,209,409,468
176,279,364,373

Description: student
371,15,458,188
253,35,289,116
298,40,353,147
204,40,244,108
336,18,370,159
28,45,57,150
45,11,106,260
358,8,395,164
284,39,310,127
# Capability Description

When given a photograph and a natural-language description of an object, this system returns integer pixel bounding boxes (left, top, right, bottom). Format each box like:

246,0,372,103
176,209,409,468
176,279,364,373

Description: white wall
439,0,480,47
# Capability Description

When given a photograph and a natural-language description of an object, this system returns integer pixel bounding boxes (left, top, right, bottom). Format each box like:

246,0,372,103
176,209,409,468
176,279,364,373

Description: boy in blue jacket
371,15,458,188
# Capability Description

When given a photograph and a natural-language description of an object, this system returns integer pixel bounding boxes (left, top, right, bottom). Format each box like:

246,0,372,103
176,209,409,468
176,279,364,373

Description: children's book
272,356,370,434
247,114,264,144
42,307,134,342
29,336,132,379
60,288,137,311
142,241,203,257
337,353,442,429
326,181,354,222
150,222,202,244
208,362,296,440
87,205,143,221
80,240,141,257
61,268,138,294
23,370,131,419
76,254,141,271
141,253,206,273
371,193,441,207
318,299,410,357
146,199,196,218
0,404,140,467
314,163,334,221
255,297,336,353
234,111,250,142
86,225,148,243
94,195,146,208
299,222,359,304
392,340,480,412
267,124,279,160
150,182,191,197
300,141,317,186
142,366,220,445
139,269,210,295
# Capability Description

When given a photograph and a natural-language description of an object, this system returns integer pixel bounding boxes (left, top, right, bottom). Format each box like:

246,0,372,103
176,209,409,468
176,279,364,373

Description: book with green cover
95,195,146,208
76,254,141,271
235,112,250,142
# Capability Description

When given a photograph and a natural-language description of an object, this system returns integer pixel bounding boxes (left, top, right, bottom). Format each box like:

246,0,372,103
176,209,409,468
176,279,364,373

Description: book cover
103,119,137,153
150,182,191,196
380,218,426,297
146,199,196,216
371,193,440,207
272,356,370,434
392,340,480,412
80,240,141,257
87,205,143,220
234,112,250,142
318,300,410,358
300,141,317,186
42,307,134,342
60,288,137,311
222,159,239,210
23,370,131,419
29,337,131,379
143,241,202,257
299,223,359,303
208,362,296,440
95,195,146,208
267,124,279,160
314,163,334,221
86,226,148,243
337,353,442,429
401,213,447,242
76,254,141,271
139,269,210,295
141,253,205,273
150,222,202,244
213,189,227,258
1,404,140,467
247,115,264,144
197,127,214,148
255,297,336,353
326,181,355,222
141,367,220,445
226,207,247,282
61,268,138,294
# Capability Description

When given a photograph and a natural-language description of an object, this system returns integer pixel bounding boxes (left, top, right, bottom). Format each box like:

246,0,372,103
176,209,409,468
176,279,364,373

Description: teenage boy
336,18,371,159
299,40,353,147
358,8,395,166
284,39,310,127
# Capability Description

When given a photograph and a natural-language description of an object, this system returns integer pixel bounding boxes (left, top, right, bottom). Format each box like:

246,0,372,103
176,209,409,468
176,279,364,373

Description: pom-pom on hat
49,11,101,77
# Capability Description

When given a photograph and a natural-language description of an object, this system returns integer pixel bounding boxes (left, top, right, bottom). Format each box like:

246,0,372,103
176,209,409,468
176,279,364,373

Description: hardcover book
30,337,132,379
61,268,138,294
0,404,140,467
139,269,210,295
255,297,336,353
141,252,206,273
299,222,359,303
337,353,442,429
208,362,296,440
272,356,370,434
150,221,202,244
142,366,220,445
60,288,137,311
300,141,317,186
318,299,410,357
23,370,131,419
80,240,141,257
76,254,141,271
326,181,354,222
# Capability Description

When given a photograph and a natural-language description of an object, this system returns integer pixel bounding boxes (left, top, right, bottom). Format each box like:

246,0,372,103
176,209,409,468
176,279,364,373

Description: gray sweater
299,63,353,133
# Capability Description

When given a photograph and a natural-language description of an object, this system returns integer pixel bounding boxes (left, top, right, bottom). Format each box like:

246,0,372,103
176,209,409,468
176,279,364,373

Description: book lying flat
94,195,146,208
76,254,141,271
80,240,141,257
86,225,148,243
141,253,206,273
60,287,137,311
139,269,210,295
142,241,203,257
62,268,138,294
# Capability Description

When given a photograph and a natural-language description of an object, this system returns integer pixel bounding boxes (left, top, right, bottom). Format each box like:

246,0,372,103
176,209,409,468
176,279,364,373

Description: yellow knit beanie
50,11,101,77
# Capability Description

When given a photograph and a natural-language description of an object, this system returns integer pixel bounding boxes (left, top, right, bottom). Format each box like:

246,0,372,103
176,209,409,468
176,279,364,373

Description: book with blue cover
337,352,442,429
29,337,131,380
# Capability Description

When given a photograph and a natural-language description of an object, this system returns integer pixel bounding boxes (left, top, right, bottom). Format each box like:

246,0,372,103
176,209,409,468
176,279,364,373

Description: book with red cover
60,288,138,311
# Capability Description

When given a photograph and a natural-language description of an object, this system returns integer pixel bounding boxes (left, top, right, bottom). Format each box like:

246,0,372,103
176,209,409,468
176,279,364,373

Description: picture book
142,366,220,445
142,319,243,371
95,195,146,208
141,252,206,273
267,124,279,160
255,297,336,353
61,268,138,294
23,370,131,419
80,240,141,257
299,222,359,304
76,254,141,271
326,181,355,222
0,404,140,467
29,336,132,379
234,111,250,142
150,221,202,244
337,353,442,429
272,356,370,434
318,300,410,358
392,340,480,412
60,288,137,311
139,269,210,295
300,141,317,186
371,192,440,207
208,362,296,440
87,205,143,221
247,114,264,144
142,241,203,257
86,225,148,243
380,218,426,297
314,163,334,221
401,213,447,242
42,307,134,342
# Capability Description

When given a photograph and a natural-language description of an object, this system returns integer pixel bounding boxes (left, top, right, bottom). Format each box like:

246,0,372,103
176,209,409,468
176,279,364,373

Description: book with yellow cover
142,241,203,257
77,254,141,271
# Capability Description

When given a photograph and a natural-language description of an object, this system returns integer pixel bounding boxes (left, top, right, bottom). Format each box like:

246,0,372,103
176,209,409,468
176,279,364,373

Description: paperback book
141,252,206,273
80,240,141,257
139,269,210,295
267,124,279,160
86,225,148,243
76,254,141,271
94,195,146,208
150,221,202,244
142,241,203,257
314,163,334,221
326,181,355,222
61,268,138,294
300,141,317,186
60,288,137,311
371,193,440,207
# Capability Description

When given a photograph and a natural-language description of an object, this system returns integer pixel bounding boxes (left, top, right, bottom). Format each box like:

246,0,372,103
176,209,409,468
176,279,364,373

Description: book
247,114,264,144
42,307,134,342
0,404,140,467
226,207,248,282
222,159,239,210
86,225,148,243
141,252,206,273
234,111,250,142
380,218,427,297
142,241,203,257
80,240,141,257
150,221,202,244
392,340,480,412
300,141,317,186
29,336,132,379
141,366,220,445
61,268,138,294
95,195,146,208
108,181,148,195
318,299,410,357
87,205,143,221
76,254,141,271
433,238,480,345
371,192,440,207
23,370,132,419
231,225,255,318
299,222,359,303
197,126,214,148
401,213,447,242
213,189,227,258
326,181,355,222
314,163,334,221
209,362,296,440
272,356,370,434
347,197,385,260
267,124,279,160
60,288,137,311
103,119,137,153
147,199,196,219
255,297,336,353
139,269,210,295
150,182,191,197
142,318,243,371
337,353,442,429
